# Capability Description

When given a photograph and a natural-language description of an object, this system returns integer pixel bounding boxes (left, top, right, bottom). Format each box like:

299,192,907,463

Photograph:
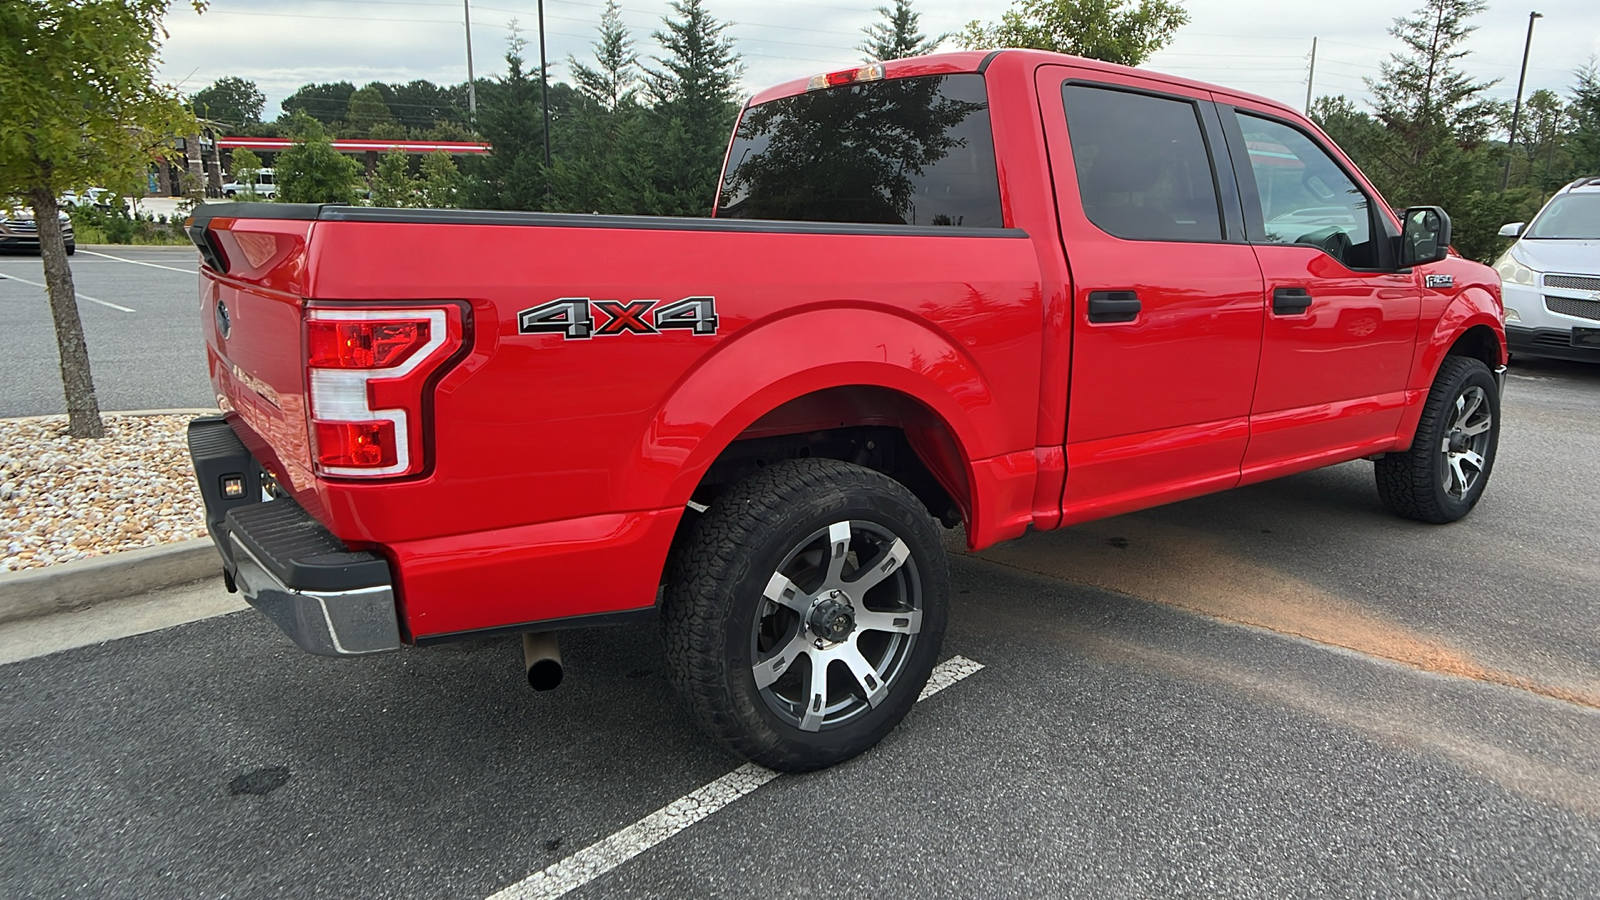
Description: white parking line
0,271,135,312
485,655,987,900
77,248,198,274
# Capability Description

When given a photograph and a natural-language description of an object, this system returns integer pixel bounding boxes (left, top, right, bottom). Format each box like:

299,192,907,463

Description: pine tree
860,0,945,62
570,0,639,111
958,0,1188,66
1570,62,1600,177
469,28,551,211
645,0,742,216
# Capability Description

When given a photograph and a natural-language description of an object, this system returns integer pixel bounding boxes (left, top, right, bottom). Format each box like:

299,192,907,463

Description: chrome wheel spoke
838,643,888,708
855,608,922,635
822,521,852,589
846,537,910,595
799,651,829,732
763,572,810,614
754,631,810,690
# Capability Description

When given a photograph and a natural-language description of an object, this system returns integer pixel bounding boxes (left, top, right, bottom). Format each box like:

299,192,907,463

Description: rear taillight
306,306,464,478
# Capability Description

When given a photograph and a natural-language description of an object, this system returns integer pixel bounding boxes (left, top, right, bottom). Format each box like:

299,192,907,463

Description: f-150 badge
518,296,718,340
1424,274,1454,289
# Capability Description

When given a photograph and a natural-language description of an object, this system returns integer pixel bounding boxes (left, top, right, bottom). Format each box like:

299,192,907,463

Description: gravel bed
1,414,208,571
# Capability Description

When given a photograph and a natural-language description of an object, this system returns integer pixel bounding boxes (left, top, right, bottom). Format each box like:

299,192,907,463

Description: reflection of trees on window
719,75,999,226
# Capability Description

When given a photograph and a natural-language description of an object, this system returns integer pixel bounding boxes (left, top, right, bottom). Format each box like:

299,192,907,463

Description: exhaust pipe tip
522,631,563,691
527,658,564,691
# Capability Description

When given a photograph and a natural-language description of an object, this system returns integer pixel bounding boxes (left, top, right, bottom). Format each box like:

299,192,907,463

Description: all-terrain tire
1375,356,1500,523
662,458,949,772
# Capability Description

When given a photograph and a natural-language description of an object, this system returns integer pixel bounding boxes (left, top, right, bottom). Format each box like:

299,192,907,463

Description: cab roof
745,48,1296,120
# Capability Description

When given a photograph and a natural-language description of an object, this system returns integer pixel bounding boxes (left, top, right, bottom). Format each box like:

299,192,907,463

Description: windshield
1525,192,1600,239
718,74,1003,228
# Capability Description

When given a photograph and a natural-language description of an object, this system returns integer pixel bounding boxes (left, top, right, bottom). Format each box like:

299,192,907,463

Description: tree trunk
28,187,105,439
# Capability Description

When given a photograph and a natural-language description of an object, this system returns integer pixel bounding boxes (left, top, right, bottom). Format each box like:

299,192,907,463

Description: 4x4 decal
518,296,718,340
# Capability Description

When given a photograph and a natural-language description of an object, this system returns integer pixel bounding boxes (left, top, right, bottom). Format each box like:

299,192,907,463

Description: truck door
1215,103,1422,480
1036,67,1265,524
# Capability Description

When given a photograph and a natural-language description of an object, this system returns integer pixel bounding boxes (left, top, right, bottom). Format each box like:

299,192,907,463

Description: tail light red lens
307,320,431,369
315,421,399,468
305,306,465,479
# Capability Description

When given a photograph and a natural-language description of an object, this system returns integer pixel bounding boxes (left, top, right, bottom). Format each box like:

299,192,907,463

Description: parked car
1,203,75,254
59,186,124,211
1497,175,1600,362
183,50,1504,772
223,168,276,199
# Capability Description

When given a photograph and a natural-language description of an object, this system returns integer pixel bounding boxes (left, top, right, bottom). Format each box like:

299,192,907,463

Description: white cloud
160,0,1600,120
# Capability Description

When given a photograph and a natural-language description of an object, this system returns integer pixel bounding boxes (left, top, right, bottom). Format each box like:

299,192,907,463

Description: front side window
1525,192,1600,239
1236,113,1377,267
719,74,1002,228
1061,85,1223,242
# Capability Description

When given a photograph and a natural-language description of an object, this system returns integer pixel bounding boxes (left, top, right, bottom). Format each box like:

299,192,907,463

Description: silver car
0,204,76,255
1497,176,1600,362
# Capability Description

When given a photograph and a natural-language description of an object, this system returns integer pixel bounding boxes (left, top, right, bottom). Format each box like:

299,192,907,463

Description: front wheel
1375,356,1500,523
662,458,949,772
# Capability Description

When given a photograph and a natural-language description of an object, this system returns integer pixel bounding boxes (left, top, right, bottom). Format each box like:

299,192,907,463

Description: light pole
537,0,552,173
463,0,477,118
1501,10,1542,190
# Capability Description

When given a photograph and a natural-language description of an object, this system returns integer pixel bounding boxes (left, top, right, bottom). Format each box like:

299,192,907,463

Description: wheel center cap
808,591,856,643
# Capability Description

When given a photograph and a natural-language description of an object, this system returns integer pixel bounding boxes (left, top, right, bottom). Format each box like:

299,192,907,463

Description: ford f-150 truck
185,50,1505,772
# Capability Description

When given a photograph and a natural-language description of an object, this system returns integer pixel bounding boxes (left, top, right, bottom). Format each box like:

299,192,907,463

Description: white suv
1497,176,1600,362
223,168,276,199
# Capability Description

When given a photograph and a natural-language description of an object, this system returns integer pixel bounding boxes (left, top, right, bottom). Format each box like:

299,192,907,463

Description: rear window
718,74,1004,228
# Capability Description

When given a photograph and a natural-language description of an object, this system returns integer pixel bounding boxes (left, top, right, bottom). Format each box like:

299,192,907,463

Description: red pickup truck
186,50,1505,771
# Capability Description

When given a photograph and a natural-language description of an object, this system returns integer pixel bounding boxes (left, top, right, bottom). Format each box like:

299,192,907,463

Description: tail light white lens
306,306,463,478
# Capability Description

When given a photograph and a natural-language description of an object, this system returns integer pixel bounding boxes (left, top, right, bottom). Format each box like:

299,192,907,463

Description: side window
1235,113,1376,268
1061,85,1223,242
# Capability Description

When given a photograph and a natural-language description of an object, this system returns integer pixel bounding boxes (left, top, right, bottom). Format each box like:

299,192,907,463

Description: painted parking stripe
485,655,987,900
78,248,198,274
0,271,135,312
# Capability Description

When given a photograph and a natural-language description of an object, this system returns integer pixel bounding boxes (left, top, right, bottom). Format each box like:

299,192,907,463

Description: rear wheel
64,241,75,256
663,458,948,772
1375,356,1499,523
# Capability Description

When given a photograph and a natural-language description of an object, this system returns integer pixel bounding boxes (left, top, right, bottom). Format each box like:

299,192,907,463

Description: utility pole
1305,37,1317,114
1501,10,1542,190
463,0,477,117
537,0,552,175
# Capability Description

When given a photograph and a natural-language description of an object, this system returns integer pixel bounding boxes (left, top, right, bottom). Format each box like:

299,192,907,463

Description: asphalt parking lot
0,245,211,417
2,255,1597,897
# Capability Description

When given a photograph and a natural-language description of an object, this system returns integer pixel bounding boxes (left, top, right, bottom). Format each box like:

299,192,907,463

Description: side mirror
1399,206,1451,268
1498,221,1526,238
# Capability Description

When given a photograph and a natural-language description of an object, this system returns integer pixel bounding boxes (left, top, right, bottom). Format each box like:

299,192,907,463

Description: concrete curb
0,539,222,625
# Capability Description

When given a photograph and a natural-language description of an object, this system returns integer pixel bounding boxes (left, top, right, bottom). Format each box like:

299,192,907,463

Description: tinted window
1236,113,1377,267
719,74,1002,228
1061,85,1222,242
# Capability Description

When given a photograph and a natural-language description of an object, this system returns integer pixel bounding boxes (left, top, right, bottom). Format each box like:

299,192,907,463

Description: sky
156,0,1600,123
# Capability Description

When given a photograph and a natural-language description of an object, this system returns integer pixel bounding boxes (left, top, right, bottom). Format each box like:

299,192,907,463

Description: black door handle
1273,287,1313,315
1088,290,1140,323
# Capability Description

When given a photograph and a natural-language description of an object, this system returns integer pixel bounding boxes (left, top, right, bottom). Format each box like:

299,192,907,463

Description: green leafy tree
368,148,416,207
418,151,464,208
228,146,264,199
1570,62,1600,177
190,75,265,127
389,79,469,133
347,84,397,138
275,111,360,203
0,0,205,438
958,0,1188,66
570,0,640,111
279,81,356,127
645,0,743,216
860,0,946,62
